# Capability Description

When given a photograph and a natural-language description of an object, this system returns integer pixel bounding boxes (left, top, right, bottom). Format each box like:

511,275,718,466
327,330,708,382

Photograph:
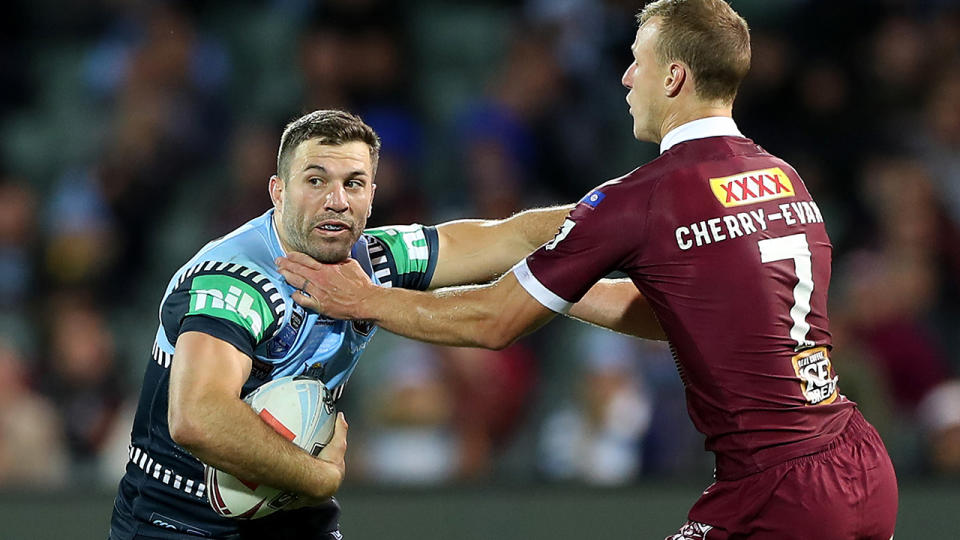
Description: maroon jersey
516,121,855,480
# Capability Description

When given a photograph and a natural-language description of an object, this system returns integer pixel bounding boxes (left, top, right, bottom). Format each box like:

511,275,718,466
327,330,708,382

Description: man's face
271,140,376,263
622,19,667,142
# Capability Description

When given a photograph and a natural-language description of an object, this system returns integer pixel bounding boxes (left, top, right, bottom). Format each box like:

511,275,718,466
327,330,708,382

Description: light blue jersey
111,209,439,539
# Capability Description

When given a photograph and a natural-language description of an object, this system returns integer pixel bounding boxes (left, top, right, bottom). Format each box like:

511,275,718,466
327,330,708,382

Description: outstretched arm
278,254,555,349
429,205,574,288
278,253,666,342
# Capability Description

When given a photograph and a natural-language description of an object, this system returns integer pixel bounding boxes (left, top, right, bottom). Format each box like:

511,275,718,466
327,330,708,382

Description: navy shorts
110,498,342,540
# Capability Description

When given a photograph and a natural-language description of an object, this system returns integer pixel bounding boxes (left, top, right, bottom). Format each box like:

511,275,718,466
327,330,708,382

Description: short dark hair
277,110,382,181
638,0,751,103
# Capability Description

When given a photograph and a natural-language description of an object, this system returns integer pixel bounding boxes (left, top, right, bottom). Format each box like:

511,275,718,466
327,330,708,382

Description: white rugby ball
204,376,336,519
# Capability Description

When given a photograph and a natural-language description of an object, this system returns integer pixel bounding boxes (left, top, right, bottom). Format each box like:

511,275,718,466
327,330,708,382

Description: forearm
360,285,509,348
356,275,553,350
175,395,340,498
567,279,667,340
278,257,558,348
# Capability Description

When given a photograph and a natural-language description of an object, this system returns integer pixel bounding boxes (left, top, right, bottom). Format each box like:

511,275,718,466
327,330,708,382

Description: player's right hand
316,412,348,496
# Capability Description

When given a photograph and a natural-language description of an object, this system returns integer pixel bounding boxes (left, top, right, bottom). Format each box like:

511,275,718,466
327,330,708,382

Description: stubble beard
280,210,364,264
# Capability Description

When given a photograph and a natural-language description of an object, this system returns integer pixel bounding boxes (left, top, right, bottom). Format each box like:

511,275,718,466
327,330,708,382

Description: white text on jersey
675,201,824,251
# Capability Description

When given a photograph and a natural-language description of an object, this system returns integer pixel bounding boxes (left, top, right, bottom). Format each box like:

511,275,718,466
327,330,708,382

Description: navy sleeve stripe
420,226,439,291
366,235,396,288
179,315,257,360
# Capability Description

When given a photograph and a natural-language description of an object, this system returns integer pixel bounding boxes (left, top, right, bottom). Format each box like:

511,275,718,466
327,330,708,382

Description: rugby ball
204,376,336,519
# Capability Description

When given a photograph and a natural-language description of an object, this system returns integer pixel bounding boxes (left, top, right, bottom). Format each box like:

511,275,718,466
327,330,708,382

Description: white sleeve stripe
511,259,573,314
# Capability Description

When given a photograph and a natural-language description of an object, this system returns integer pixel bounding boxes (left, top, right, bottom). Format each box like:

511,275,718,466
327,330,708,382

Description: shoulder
362,224,439,290
569,166,664,220
164,260,287,343
197,212,278,266
162,213,288,342
592,162,669,197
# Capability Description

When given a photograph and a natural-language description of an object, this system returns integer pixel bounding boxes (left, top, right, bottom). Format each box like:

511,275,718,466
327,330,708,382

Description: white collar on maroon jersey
659,116,743,154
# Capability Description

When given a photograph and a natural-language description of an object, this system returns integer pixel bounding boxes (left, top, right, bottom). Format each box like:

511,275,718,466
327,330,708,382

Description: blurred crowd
1,0,958,491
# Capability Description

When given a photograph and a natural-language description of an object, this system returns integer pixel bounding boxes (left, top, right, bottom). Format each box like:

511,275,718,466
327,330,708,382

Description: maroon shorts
667,410,898,540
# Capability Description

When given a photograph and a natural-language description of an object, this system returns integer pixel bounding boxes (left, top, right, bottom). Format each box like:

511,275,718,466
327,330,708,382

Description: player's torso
115,212,379,538
113,213,438,539
621,137,854,477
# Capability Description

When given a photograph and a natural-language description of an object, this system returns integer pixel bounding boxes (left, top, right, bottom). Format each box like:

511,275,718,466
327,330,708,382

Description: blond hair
638,0,751,103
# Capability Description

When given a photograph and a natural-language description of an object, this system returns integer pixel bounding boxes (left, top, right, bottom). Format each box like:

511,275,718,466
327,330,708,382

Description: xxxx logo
709,167,794,207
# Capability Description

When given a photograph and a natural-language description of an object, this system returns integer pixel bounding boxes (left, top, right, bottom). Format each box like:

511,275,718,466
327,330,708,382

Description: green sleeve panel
364,224,439,291
161,263,286,348
185,274,277,341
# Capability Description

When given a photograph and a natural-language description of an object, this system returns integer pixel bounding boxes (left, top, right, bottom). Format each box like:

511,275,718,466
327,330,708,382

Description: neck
656,104,733,144
271,211,295,255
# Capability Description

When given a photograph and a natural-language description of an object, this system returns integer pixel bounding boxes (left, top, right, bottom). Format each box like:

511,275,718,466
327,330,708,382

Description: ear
269,175,284,210
664,62,686,98
367,183,377,218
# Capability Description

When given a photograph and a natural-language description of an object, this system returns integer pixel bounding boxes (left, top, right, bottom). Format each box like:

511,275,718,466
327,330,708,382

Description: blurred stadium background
1,0,959,538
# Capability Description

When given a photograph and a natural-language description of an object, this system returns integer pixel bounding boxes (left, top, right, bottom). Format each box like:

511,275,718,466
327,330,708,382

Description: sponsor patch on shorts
668,520,715,539
709,167,794,207
148,513,211,536
791,346,839,405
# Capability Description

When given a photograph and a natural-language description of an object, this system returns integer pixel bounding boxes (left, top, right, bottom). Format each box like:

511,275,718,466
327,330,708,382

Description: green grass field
2,480,957,539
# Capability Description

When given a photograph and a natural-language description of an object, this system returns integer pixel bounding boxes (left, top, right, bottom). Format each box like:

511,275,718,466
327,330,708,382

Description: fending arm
278,254,556,349
278,254,665,345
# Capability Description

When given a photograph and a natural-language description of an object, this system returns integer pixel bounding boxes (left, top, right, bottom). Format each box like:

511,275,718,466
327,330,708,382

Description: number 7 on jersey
758,233,815,350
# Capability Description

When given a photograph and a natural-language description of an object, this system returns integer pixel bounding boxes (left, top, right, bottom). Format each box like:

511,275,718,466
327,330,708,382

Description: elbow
168,403,207,451
476,335,513,351
474,318,520,351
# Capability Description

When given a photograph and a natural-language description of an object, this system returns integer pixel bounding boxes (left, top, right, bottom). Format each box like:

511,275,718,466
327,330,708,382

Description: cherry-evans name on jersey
675,200,824,251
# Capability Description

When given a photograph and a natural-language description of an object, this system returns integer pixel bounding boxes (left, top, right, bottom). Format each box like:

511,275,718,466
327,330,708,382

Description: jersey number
545,219,576,250
758,233,815,350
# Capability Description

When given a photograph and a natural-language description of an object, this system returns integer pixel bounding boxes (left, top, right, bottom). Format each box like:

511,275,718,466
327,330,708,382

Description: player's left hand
276,253,373,319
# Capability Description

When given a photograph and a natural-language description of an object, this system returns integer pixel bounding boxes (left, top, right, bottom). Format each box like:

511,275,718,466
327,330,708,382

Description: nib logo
194,285,264,338
709,167,795,207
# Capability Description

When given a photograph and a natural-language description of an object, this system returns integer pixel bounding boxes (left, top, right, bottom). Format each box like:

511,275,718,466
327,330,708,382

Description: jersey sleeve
363,224,439,291
518,184,643,313
160,262,286,358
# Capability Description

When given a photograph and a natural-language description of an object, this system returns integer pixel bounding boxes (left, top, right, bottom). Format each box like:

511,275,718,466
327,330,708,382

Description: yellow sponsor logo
709,167,795,207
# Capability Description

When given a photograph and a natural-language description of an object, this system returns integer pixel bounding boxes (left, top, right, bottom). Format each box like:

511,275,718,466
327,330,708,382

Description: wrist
309,459,343,498
353,281,384,321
